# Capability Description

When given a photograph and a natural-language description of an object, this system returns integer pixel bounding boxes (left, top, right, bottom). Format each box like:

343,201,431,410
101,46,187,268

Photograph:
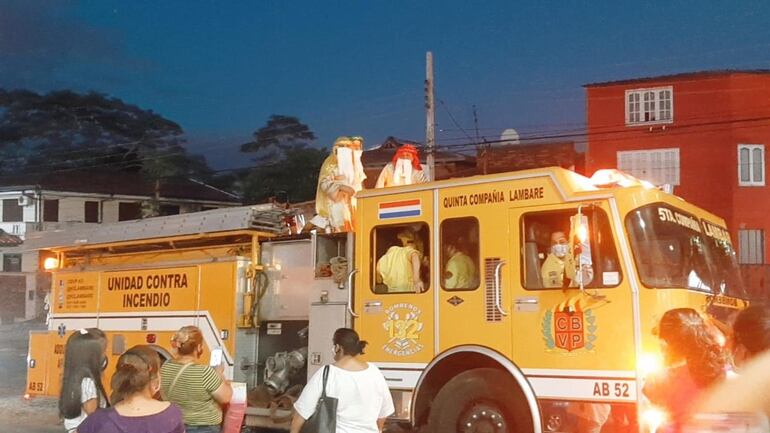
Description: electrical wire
6,80,770,176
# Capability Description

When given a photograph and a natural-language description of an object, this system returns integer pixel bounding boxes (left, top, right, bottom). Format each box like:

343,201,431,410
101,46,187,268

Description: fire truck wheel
426,368,527,433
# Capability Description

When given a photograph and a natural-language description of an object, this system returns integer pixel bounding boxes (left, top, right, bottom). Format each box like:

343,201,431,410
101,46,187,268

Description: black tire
426,368,533,433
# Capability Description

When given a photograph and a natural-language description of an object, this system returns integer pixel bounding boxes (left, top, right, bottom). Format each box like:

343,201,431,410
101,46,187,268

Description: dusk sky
2,1,770,169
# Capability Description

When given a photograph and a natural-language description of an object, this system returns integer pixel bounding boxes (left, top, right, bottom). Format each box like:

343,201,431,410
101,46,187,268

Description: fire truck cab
353,167,747,433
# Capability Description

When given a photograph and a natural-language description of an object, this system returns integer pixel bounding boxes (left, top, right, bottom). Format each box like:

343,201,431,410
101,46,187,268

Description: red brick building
585,70,770,297
476,141,583,176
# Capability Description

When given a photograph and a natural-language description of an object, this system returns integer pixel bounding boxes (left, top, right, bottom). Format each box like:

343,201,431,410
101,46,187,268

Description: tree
240,114,316,157
240,115,326,204
0,89,210,179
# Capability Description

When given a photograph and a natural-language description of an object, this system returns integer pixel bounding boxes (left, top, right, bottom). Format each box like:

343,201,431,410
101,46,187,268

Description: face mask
394,159,412,185
551,244,569,258
101,356,109,371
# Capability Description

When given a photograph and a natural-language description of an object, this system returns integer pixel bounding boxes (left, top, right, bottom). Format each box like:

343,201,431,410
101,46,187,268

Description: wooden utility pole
425,52,435,181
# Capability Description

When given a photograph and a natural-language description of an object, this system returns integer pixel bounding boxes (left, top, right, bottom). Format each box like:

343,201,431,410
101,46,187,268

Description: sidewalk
0,320,61,433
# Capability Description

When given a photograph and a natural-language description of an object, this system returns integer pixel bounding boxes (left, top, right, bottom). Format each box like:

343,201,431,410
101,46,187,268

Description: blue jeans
184,425,220,433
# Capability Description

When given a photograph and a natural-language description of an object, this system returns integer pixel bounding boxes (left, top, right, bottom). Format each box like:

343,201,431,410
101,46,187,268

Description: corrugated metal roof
0,230,22,247
362,136,475,167
583,69,770,88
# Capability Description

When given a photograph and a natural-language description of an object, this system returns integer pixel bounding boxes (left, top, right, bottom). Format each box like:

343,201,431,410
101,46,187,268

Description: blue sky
2,1,769,168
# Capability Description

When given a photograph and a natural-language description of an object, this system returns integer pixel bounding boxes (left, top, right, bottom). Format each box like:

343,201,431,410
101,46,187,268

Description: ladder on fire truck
23,204,296,251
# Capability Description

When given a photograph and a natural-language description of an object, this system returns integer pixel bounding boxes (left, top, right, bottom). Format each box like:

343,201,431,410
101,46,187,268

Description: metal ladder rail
23,204,291,250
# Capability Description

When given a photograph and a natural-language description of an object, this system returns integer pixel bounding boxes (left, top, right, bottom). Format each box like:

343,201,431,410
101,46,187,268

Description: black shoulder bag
300,365,338,433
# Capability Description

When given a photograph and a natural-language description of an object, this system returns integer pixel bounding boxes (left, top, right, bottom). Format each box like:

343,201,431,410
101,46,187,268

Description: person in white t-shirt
291,328,395,433
58,328,110,433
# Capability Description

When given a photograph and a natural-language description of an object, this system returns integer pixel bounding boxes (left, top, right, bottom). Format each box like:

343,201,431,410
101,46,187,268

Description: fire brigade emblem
382,303,425,357
542,298,597,352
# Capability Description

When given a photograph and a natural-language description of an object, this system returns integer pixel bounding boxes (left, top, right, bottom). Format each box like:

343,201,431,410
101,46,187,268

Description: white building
0,172,241,322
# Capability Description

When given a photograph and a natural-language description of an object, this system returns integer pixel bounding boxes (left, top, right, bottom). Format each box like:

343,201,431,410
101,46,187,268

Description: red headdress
392,144,422,171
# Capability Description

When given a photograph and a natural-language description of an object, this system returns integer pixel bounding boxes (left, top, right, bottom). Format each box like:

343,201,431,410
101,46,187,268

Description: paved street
0,321,60,433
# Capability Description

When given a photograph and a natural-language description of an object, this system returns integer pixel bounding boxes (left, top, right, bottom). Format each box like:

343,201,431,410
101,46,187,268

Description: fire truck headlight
642,407,668,433
639,352,664,377
43,257,59,271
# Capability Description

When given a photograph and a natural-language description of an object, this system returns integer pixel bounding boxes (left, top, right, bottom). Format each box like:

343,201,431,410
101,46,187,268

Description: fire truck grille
484,257,502,322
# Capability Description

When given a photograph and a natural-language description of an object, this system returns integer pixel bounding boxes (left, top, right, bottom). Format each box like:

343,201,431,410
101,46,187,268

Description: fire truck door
508,204,637,377
436,215,512,356
355,219,436,367
508,206,575,368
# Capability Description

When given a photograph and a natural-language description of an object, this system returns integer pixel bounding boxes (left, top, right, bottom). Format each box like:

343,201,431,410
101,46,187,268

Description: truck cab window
626,204,746,297
440,217,480,291
371,223,430,294
522,208,621,290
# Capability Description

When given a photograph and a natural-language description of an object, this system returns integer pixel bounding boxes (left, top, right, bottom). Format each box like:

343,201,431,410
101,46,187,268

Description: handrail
494,261,508,316
346,269,359,318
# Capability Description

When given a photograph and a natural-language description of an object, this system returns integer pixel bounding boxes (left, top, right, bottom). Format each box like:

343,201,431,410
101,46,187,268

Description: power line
7,76,770,164
436,96,770,144
437,97,475,144
434,114,770,152
5,112,770,179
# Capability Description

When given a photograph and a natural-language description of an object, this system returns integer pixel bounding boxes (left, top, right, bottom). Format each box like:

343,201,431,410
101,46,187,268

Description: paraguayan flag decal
378,199,422,220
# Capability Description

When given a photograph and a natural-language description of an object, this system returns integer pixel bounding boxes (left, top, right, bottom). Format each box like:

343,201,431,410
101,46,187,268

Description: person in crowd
695,304,770,417
730,304,770,369
376,229,425,293
316,136,358,232
643,308,727,432
374,144,427,188
160,325,232,433
443,239,477,289
59,328,109,433
77,345,185,433
290,328,394,433
541,230,577,288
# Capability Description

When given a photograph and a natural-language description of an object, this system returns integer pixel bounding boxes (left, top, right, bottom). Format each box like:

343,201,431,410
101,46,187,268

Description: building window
617,148,680,185
738,229,764,264
738,144,765,186
84,201,99,223
118,202,142,221
2,254,21,272
43,199,59,222
626,86,673,125
2,199,23,222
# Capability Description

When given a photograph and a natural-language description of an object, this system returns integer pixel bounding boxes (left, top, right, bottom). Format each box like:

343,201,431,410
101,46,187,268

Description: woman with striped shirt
160,326,232,433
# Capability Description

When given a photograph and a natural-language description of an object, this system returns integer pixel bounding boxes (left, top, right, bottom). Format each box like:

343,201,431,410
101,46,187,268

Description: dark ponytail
658,308,726,388
333,328,368,356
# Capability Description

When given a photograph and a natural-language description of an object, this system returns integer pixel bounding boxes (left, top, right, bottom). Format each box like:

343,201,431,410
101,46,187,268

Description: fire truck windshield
626,204,747,298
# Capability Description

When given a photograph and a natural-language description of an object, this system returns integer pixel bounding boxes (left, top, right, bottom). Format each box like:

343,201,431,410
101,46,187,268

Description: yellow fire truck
24,204,353,429
26,167,747,433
